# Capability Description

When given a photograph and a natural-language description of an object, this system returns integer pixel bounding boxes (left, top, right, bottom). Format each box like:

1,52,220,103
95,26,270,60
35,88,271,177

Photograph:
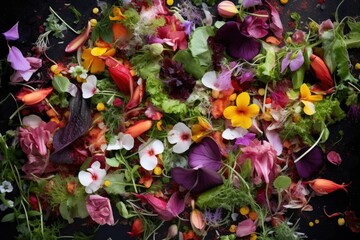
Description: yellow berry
97,102,105,111
229,93,237,101
156,120,163,131
338,218,345,226
92,7,99,14
280,0,288,4
229,224,237,233
309,221,314,227
250,233,257,240
355,63,360,70
153,166,162,176
258,88,265,96
315,219,320,224
90,18,98,27
240,206,250,216
104,180,111,187
166,0,174,6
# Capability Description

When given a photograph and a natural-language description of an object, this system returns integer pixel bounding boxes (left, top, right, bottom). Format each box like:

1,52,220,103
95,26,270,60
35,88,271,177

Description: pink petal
236,219,256,237
265,129,283,156
327,151,342,165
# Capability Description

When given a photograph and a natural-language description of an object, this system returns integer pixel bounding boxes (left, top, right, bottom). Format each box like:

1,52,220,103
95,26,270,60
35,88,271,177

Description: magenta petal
266,1,284,39
188,137,222,171
3,22,19,41
294,146,324,179
327,151,342,165
7,46,31,71
236,219,256,237
289,51,304,71
166,192,185,217
137,194,174,220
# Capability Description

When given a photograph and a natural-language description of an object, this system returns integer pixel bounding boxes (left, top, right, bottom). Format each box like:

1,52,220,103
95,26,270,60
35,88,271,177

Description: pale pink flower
236,218,256,237
139,139,164,170
78,161,106,194
238,139,277,184
167,122,192,153
86,195,114,225
82,75,97,99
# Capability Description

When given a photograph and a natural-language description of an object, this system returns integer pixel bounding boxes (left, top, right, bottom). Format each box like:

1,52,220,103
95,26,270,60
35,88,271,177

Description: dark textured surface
0,0,359,239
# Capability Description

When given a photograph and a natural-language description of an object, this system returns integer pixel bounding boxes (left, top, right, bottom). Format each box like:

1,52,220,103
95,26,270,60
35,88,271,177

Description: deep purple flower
7,46,31,71
242,0,262,8
2,22,19,41
172,137,223,193
293,146,324,179
215,21,261,61
280,51,304,73
242,11,269,39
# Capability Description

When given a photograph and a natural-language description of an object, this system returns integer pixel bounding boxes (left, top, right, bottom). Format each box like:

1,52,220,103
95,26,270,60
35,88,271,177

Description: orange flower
82,47,115,74
17,87,53,105
109,6,125,21
223,92,259,129
300,83,323,115
306,178,350,195
191,117,213,142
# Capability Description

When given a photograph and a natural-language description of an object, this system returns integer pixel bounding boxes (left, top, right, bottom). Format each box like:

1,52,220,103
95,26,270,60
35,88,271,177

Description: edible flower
7,46,30,71
109,6,126,21
223,92,260,129
138,139,164,171
78,161,107,194
167,122,192,153
86,195,114,225
306,178,350,195
2,22,19,40
82,47,116,74
217,1,239,18
107,133,134,151
236,218,256,237
191,117,213,142
280,51,304,73
81,75,98,99
16,87,53,105
300,83,323,115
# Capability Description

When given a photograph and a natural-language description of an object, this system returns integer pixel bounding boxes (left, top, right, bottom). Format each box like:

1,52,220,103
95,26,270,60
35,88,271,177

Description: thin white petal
82,83,96,99
78,171,93,187
140,155,158,170
201,71,219,90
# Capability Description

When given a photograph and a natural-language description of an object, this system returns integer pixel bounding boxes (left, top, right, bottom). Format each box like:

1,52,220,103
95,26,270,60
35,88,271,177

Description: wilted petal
7,46,31,71
265,129,283,156
3,22,19,41
327,151,342,165
166,192,185,217
22,114,42,128
294,146,324,179
236,218,256,237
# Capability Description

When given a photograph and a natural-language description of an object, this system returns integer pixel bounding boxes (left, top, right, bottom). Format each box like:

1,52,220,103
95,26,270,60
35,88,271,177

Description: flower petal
78,171,93,186
247,104,260,117
294,146,324,179
300,83,311,99
122,134,134,150
3,22,19,41
7,46,31,71
201,71,219,90
140,155,158,171
236,92,250,110
236,219,256,237
232,114,252,129
151,139,164,155
188,137,222,170
222,127,248,140
280,52,291,73
301,100,316,115
289,51,304,72
91,47,108,56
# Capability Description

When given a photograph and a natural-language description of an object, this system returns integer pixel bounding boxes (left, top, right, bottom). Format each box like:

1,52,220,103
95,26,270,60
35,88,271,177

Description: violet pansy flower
2,22,19,41
280,51,304,73
215,21,261,61
171,137,223,193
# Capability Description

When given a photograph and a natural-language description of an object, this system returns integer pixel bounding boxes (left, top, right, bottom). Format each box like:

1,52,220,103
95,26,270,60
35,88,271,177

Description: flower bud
166,224,178,239
217,1,238,18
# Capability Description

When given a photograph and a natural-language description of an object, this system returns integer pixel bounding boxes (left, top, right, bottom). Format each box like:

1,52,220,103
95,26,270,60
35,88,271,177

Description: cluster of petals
138,139,164,171
78,161,107,194
167,122,192,153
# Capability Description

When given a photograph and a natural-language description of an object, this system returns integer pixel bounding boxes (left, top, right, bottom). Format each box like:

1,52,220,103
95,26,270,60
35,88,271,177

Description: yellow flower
82,47,115,74
300,83,323,115
109,6,125,21
191,117,213,142
223,92,260,129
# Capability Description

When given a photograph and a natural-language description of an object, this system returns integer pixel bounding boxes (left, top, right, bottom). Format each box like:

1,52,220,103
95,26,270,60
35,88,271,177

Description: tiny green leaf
1,212,15,222
53,75,70,93
106,157,120,167
273,175,291,190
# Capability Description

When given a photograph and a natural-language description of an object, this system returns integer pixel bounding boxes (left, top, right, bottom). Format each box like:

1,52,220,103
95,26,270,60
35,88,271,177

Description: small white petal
140,155,158,171
167,129,180,144
201,71,219,90
121,134,134,150
106,137,121,150
82,83,96,99
173,141,191,154
151,140,164,155
222,127,247,140
91,161,101,170
78,171,93,187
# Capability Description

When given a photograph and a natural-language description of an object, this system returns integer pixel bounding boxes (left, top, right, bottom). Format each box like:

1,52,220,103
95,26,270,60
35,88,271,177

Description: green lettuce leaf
188,26,215,68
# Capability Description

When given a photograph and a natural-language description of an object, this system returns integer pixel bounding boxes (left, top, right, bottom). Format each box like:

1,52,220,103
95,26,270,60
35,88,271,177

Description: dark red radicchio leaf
293,146,324,179
171,167,223,194
188,137,222,171
50,91,92,164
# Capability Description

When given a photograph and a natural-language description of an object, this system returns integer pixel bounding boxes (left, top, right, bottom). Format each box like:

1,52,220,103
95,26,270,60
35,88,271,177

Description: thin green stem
49,7,81,34
293,128,325,163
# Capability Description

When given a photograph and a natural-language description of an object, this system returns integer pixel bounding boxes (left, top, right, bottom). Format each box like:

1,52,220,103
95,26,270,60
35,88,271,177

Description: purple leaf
7,46,30,71
216,21,261,61
51,90,92,164
188,137,222,171
294,146,324,179
3,22,19,41
171,167,223,193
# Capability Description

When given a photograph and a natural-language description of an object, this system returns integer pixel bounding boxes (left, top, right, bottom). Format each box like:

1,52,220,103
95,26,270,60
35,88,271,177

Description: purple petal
188,137,222,171
266,1,284,39
239,71,254,84
243,0,263,8
216,21,261,61
235,133,256,146
215,68,232,90
293,146,324,179
242,13,269,39
7,46,30,71
289,51,304,72
172,167,198,190
3,22,19,41
166,192,185,217
280,52,291,73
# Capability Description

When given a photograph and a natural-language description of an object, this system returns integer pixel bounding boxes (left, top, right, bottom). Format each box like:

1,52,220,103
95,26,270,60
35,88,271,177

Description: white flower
82,75,98,99
78,161,106,194
69,65,88,79
201,71,220,91
0,180,13,193
0,200,14,211
222,127,248,140
167,122,192,153
139,139,164,171
107,133,134,151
